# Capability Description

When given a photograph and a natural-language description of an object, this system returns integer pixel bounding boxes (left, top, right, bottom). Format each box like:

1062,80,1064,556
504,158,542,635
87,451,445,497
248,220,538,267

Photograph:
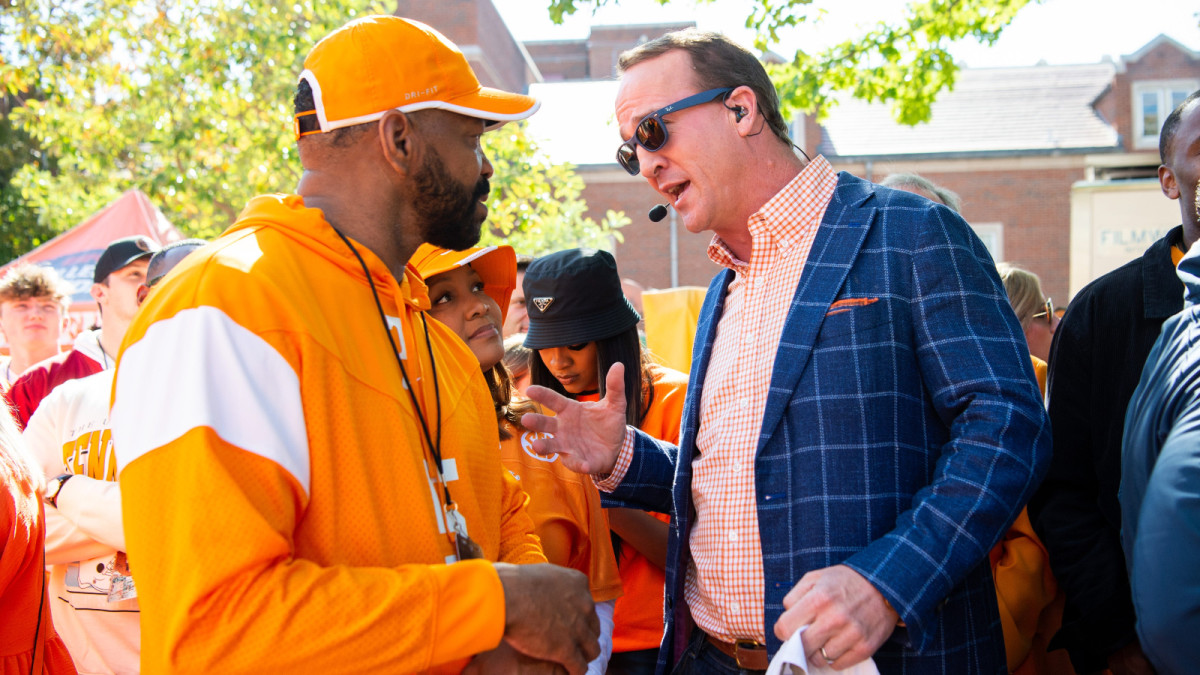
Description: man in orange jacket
111,16,599,675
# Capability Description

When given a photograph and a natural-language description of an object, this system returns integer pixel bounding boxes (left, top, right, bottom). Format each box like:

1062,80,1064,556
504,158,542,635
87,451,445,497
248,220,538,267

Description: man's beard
413,149,490,251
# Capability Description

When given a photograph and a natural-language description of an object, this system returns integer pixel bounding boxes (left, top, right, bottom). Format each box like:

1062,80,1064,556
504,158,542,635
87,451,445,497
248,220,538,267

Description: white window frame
1132,79,1199,150
970,222,1004,263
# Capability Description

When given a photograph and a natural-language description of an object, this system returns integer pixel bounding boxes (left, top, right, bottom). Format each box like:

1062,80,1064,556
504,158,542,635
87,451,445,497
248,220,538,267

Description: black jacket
1029,225,1184,673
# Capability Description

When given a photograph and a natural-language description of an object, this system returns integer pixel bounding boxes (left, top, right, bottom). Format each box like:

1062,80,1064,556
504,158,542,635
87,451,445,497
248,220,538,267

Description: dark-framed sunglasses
615,87,735,176
1032,297,1053,326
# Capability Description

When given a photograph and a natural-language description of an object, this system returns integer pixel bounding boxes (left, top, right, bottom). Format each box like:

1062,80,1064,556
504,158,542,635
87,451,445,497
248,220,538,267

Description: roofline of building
523,21,697,47
565,144,1124,168
1122,33,1200,64
523,37,588,46
926,61,1117,74
587,21,696,32
818,145,1122,162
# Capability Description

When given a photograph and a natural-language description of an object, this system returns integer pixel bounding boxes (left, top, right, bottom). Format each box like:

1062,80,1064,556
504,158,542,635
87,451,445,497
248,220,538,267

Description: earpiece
734,107,746,122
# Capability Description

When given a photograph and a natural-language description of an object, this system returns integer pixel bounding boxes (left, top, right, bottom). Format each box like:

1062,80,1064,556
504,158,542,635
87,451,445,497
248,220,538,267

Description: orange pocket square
825,297,879,316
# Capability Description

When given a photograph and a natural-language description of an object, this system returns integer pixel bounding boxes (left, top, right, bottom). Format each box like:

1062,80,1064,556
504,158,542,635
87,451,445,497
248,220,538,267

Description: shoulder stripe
111,306,309,494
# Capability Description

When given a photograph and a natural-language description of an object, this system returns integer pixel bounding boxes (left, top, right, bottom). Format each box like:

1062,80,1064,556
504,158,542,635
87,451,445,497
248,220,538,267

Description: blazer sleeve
601,429,677,514
842,204,1052,650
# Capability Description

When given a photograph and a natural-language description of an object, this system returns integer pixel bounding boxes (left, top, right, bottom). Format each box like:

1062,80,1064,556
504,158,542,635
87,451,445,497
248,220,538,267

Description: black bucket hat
522,248,641,350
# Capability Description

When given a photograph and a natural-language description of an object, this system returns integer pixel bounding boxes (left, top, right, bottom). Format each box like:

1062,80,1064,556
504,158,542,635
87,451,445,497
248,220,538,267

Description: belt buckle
734,639,763,669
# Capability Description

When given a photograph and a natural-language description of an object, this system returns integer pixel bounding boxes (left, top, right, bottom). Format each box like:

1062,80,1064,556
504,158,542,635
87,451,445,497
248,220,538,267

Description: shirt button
729,530,739,542
730,601,741,612
780,237,791,248
739,398,749,409
732,461,742,473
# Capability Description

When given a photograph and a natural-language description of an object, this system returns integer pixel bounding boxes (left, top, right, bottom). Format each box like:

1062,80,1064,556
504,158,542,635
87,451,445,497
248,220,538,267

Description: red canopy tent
3,190,185,309
1,190,185,345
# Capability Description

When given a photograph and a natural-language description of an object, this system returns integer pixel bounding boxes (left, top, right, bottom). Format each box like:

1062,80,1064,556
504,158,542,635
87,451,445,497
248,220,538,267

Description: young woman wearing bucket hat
522,248,688,675
411,243,623,674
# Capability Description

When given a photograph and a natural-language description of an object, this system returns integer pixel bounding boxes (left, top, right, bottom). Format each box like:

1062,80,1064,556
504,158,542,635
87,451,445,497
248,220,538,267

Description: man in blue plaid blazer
523,30,1051,675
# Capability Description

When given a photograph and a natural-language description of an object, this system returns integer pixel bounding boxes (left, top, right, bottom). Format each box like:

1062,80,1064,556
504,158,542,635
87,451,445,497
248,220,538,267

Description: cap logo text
405,85,439,100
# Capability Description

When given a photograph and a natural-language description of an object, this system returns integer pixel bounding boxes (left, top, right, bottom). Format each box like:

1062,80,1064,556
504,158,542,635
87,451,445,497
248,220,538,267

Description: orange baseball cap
410,243,518,322
295,15,539,139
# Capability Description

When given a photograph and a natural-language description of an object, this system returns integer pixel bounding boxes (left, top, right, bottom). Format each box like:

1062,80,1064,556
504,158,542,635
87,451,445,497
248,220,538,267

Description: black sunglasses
615,87,735,175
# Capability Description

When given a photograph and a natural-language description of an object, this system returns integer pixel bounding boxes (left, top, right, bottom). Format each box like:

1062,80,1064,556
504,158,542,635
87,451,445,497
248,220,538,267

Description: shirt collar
707,155,838,273
402,264,431,311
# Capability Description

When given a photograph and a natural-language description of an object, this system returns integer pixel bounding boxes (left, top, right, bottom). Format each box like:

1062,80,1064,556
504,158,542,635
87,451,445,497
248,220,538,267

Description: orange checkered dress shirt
602,156,839,643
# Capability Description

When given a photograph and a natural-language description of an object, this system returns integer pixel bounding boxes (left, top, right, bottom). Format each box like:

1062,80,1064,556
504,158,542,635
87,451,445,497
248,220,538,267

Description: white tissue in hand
765,625,881,675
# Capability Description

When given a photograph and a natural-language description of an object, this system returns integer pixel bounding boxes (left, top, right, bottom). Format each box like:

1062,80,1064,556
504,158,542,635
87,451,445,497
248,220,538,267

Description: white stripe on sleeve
111,306,310,495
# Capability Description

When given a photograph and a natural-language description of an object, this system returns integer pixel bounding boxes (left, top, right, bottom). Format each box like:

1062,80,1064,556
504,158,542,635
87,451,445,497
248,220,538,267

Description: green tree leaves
482,122,627,255
544,0,1036,125
0,1,624,257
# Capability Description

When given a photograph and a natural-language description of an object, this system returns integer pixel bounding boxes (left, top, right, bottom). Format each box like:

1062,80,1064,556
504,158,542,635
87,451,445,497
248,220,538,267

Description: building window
970,222,1004,263
1133,80,1198,149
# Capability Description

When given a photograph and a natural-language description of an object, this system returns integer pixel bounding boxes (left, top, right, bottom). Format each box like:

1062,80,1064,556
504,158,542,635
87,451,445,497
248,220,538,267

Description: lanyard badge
332,229,483,565
446,504,484,560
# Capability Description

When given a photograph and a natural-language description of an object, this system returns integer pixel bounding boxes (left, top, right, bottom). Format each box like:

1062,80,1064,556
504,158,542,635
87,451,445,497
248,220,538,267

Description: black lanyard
332,229,450,507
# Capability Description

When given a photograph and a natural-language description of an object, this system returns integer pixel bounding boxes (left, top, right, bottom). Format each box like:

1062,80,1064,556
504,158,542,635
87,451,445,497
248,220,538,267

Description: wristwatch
44,473,75,509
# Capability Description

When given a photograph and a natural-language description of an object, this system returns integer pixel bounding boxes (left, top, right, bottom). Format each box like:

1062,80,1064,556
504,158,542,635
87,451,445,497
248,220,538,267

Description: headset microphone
648,204,670,222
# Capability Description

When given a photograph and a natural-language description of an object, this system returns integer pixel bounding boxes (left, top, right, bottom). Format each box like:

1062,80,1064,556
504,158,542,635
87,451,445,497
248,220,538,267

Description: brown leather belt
703,633,768,671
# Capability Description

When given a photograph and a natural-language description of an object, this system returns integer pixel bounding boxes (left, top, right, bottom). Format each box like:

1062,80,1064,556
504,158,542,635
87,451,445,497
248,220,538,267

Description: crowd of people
0,12,1198,675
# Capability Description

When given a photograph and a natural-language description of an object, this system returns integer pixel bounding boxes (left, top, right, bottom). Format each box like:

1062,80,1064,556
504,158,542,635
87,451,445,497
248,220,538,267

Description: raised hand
495,563,600,675
520,362,629,476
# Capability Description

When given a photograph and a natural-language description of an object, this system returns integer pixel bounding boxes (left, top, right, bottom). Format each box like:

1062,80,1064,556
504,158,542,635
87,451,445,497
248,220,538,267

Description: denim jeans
669,630,767,675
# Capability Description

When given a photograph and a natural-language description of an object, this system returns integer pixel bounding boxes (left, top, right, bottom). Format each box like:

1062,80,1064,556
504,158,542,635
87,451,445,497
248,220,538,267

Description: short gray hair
881,173,962,213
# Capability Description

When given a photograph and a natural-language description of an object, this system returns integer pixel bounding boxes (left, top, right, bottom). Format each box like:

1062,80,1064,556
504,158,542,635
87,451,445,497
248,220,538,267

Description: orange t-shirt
582,364,688,653
499,419,622,603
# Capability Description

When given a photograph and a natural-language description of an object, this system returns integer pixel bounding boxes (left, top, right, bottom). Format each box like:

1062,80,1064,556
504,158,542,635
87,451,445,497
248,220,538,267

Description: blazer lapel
756,175,878,452
678,268,733,459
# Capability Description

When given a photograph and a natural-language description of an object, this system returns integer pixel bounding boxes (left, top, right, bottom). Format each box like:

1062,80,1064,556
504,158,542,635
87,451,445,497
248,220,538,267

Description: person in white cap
110,15,598,675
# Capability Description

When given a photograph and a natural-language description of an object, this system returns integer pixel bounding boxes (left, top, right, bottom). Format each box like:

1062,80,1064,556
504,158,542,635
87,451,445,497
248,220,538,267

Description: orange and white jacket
111,194,544,674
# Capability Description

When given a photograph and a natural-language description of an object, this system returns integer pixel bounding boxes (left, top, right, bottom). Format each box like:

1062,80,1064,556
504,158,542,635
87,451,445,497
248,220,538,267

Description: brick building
397,1,1200,302
806,34,1199,302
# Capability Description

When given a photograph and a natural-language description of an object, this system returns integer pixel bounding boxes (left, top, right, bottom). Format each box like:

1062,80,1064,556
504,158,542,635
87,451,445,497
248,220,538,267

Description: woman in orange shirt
994,263,1074,675
0,403,76,674
522,248,688,675
412,244,622,674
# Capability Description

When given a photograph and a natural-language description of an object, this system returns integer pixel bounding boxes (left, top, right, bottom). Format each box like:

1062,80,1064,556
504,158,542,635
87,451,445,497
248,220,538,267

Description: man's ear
378,110,417,176
1160,164,1180,200
90,282,107,306
727,86,757,133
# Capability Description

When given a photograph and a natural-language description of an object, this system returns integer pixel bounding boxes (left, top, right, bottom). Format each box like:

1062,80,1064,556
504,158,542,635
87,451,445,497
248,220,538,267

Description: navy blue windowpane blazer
603,172,1052,675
